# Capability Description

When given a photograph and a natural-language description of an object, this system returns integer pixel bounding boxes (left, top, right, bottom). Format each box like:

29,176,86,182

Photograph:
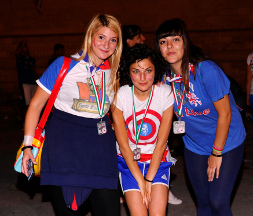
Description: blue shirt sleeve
38,56,65,92
198,60,230,102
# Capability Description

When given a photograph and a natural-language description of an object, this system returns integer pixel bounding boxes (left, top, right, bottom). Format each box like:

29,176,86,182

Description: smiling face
130,58,155,99
159,35,184,72
91,26,118,66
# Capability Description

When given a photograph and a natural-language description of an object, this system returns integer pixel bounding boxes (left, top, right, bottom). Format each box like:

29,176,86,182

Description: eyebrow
98,34,117,39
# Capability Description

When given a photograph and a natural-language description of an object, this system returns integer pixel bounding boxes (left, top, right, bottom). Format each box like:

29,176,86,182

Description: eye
111,38,117,43
159,40,166,45
146,69,152,73
132,70,139,73
99,35,104,40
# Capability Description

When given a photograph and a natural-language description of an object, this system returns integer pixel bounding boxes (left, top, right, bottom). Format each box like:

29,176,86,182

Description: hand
207,154,222,181
145,181,152,204
21,148,36,177
138,178,148,208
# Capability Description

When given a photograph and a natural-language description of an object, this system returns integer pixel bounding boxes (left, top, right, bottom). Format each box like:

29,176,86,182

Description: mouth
139,83,147,86
100,49,109,53
168,52,176,56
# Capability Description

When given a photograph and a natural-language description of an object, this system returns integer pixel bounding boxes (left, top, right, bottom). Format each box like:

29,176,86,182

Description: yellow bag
14,128,45,176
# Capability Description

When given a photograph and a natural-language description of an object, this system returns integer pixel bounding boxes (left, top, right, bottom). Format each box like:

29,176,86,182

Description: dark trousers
50,185,120,216
184,143,244,216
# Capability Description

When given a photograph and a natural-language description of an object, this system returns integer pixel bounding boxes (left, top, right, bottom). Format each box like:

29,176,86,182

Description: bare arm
21,86,50,176
246,64,252,106
145,105,173,201
207,94,231,181
112,106,148,206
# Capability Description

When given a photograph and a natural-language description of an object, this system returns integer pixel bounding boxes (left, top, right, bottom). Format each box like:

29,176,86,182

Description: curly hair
119,44,165,86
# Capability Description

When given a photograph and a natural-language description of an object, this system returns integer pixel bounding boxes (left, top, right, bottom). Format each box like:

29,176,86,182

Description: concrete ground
0,108,252,216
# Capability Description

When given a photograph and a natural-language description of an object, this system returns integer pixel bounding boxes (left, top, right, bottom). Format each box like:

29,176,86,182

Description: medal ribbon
132,86,154,145
90,71,106,118
172,82,185,118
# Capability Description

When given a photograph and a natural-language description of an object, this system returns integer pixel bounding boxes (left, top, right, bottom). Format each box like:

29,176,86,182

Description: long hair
75,14,122,94
119,44,165,87
155,18,210,91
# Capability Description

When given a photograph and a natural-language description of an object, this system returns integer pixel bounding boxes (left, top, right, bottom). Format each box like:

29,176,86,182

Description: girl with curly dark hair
112,44,175,215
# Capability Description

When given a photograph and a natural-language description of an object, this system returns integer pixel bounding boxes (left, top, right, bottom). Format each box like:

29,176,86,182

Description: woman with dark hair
112,44,175,216
122,25,145,53
155,18,246,216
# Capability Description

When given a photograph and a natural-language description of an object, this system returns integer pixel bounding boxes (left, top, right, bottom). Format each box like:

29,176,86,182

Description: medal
90,71,107,135
133,148,141,161
132,86,154,161
172,82,185,134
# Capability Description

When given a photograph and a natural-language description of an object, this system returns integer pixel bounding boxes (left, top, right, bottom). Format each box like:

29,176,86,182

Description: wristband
144,177,153,183
213,145,223,151
22,146,33,151
211,152,222,157
24,135,33,146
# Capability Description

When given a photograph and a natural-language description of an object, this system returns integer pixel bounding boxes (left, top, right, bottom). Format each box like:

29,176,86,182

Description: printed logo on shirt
126,109,162,145
72,78,110,113
186,92,202,107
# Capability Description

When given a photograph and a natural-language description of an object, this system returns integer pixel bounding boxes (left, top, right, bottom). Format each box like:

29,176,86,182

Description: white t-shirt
115,84,174,161
37,54,114,118
247,52,253,95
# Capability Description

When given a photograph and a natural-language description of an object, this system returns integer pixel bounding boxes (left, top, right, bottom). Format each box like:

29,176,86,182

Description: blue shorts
118,155,173,193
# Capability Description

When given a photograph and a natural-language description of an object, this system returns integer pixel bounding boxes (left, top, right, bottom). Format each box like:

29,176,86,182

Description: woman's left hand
145,181,152,205
207,155,222,181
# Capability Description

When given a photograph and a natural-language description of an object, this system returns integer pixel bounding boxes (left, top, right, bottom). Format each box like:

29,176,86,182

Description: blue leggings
184,143,244,216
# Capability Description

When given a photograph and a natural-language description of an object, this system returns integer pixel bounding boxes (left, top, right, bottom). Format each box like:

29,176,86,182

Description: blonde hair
76,14,122,94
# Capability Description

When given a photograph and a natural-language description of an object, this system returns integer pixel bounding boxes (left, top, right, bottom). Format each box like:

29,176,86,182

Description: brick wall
0,0,252,104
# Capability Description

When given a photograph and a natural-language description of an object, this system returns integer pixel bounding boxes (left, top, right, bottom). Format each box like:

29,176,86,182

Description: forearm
213,95,231,151
145,142,167,181
24,86,50,136
146,105,173,180
112,107,144,183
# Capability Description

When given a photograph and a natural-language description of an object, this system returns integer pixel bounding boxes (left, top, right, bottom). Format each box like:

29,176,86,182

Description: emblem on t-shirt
72,78,110,113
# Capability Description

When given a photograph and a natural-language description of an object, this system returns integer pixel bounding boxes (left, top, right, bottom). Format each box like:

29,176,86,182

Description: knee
210,198,230,214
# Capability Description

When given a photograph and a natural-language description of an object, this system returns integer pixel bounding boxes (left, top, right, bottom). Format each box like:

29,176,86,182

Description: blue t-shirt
165,60,246,155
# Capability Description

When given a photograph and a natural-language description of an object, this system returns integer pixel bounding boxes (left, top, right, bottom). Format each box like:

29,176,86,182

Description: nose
141,34,145,42
140,72,146,81
167,40,173,49
103,40,109,49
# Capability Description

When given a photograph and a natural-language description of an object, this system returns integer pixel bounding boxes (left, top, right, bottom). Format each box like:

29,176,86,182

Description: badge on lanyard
97,121,107,135
90,71,107,135
132,86,154,161
172,82,186,134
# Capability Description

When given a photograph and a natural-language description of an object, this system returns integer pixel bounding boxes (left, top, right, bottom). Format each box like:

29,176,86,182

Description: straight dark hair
155,18,210,91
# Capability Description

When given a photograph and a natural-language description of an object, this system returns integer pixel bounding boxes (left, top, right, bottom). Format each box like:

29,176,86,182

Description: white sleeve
115,87,124,111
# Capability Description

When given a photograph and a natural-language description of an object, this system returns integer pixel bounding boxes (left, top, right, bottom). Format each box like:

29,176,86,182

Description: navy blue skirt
41,109,118,189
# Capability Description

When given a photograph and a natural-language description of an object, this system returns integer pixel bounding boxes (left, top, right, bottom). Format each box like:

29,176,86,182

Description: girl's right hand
138,178,148,208
21,149,36,177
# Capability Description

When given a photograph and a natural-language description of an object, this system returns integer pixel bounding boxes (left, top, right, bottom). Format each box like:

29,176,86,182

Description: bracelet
213,145,223,151
211,152,222,157
144,177,153,183
212,148,222,153
24,135,34,146
22,146,33,151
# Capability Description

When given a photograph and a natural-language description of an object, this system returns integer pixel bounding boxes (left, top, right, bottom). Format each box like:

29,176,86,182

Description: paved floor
0,109,253,216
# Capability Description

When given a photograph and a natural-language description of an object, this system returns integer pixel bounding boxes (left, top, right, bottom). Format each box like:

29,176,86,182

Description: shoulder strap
37,57,71,130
